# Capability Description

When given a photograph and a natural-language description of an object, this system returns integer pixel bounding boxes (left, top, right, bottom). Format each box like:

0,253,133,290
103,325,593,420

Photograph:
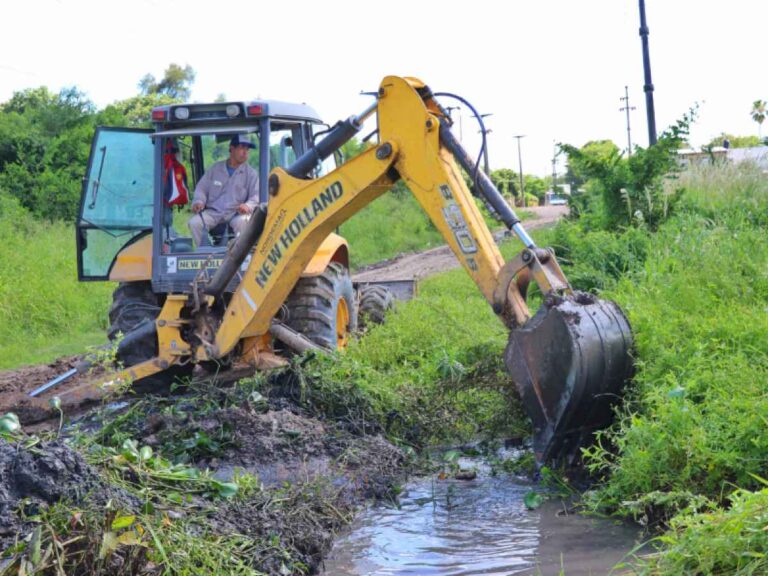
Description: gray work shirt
192,160,259,219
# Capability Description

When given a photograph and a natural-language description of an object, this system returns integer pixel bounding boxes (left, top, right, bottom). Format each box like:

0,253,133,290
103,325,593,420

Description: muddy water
323,453,644,576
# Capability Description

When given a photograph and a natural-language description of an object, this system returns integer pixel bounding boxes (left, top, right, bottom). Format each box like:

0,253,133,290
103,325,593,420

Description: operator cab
76,99,328,293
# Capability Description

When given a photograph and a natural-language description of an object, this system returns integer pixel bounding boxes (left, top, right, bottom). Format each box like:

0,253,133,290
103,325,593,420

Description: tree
751,100,766,138
523,174,547,204
489,168,518,200
139,64,196,100
704,133,761,149
0,86,98,220
99,93,178,127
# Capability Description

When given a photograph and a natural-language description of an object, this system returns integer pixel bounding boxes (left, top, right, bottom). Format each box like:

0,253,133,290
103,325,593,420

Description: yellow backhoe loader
72,76,632,463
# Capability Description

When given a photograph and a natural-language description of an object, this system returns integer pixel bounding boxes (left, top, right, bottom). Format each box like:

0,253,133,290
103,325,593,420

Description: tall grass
584,215,768,512
556,162,768,567
310,252,531,445
0,195,111,368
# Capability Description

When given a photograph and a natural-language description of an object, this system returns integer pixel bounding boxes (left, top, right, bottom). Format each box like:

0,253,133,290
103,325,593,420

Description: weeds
634,486,768,575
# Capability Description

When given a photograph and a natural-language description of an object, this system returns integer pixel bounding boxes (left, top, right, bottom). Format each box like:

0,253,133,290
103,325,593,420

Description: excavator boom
202,76,633,463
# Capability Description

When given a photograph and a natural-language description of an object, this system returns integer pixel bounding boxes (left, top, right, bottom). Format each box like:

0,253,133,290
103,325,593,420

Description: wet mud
0,439,137,550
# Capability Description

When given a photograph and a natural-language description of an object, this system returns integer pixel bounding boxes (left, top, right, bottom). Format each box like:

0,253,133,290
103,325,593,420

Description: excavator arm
107,76,632,464
214,75,555,353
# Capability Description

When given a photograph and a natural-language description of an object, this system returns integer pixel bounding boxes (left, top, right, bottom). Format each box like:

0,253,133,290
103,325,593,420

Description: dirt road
353,205,567,284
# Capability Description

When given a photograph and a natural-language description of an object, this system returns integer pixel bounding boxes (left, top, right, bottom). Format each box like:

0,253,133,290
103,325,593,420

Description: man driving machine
188,134,259,247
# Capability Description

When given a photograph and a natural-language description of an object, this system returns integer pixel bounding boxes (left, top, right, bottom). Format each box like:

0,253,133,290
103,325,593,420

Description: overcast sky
1,0,765,177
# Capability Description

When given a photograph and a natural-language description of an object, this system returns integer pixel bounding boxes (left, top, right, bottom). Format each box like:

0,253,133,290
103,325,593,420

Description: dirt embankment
0,376,408,574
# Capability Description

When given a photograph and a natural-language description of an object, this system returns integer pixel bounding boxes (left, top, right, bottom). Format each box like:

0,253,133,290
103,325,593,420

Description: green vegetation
636,485,768,575
553,144,768,569
339,186,444,268
0,195,111,368
303,255,531,445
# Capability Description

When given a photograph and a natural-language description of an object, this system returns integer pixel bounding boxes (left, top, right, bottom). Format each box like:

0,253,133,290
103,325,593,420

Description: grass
338,186,443,269
635,486,768,575
0,195,112,369
273,243,534,446
575,163,768,522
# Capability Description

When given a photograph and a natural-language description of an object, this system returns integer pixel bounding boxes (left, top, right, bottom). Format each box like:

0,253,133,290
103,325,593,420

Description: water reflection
324,460,539,575
324,454,645,576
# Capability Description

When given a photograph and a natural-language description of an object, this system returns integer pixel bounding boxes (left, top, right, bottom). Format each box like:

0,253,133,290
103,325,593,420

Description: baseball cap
230,134,256,149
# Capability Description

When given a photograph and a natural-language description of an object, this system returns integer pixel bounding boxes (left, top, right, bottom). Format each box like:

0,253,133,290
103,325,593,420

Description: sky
1,0,766,177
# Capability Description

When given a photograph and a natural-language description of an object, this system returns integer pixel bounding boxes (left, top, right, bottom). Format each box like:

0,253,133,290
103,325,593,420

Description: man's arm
243,167,260,211
192,168,212,208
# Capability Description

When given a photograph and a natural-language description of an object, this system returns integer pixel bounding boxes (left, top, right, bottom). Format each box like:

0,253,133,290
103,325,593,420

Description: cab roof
151,99,323,126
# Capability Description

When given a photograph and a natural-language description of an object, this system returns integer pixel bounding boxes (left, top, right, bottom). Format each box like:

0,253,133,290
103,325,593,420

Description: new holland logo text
255,181,343,289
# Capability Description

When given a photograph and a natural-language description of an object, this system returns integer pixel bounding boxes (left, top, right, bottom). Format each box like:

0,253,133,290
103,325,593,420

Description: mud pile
138,401,405,499
0,439,135,548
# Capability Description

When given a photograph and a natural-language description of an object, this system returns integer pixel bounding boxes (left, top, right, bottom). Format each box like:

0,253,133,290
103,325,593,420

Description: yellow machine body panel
108,234,153,282
107,229,347,285
301,232,349,276
215,148,396,349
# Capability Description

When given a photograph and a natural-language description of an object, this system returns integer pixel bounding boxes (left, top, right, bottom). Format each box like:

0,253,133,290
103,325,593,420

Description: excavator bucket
504,293,633,465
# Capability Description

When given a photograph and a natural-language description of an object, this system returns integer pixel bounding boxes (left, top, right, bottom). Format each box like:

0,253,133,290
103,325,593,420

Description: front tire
108,281,160,366
107,281,192,387
284,262,358,351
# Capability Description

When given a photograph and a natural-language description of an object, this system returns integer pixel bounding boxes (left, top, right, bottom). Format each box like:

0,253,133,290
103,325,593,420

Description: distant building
726,146,768,170
676,147,728,167
678,146,768,171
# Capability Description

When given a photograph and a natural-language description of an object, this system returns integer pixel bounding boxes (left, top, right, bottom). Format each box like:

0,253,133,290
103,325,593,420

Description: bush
636,487,768,575
561,109,695,231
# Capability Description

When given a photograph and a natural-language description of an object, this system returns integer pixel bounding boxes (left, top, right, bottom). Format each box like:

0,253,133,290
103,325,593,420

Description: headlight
226,105,240,118
174,107,190,120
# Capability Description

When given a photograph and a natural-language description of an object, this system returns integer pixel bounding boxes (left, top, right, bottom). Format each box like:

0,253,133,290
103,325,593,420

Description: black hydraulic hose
432,91,488,187
286,119,358,178
205,206,267,298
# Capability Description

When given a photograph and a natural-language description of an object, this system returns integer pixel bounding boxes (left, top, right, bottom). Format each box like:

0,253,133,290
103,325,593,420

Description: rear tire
285,262,358,350
358,284,395,328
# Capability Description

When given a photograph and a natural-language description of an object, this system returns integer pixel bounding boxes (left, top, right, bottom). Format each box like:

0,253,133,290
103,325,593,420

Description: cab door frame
76,126,154,281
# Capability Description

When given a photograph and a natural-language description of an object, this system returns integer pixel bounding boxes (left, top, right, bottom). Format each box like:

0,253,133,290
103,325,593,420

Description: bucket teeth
504,293,633,465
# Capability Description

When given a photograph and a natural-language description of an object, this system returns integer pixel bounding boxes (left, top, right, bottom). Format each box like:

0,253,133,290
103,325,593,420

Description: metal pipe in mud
29,368,78,398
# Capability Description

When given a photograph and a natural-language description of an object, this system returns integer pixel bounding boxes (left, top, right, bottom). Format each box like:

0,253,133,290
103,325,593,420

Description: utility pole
477,113,493,175
514,134,525,207
639,0,657,145
445,106,463,141
551,141,558,196
619,85,636,156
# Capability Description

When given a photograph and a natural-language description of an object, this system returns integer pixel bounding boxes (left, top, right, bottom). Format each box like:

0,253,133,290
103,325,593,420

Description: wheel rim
336,296,350,349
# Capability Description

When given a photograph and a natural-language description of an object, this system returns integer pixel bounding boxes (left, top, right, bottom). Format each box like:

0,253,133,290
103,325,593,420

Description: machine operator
188,134,259,247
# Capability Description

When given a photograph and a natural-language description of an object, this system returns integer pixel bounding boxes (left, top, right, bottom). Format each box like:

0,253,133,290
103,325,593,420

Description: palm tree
751,100,767,138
